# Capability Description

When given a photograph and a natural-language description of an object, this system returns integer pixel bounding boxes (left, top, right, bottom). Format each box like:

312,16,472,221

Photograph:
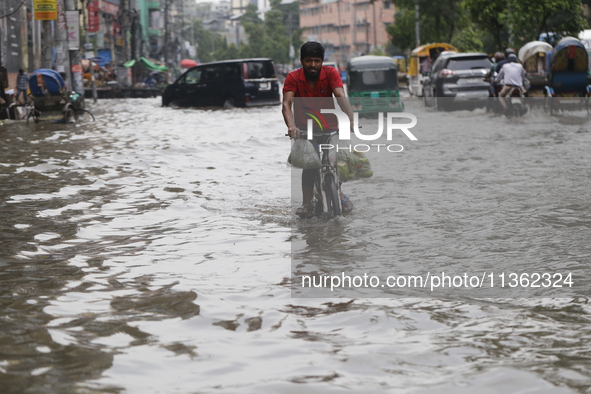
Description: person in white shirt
495,54,526,111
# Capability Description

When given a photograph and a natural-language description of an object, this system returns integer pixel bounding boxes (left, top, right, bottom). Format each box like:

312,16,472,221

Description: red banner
87,1,99,32
113,23,121,37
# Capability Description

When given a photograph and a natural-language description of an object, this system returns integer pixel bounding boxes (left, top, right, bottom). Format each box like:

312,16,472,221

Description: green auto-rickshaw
346,55,404,115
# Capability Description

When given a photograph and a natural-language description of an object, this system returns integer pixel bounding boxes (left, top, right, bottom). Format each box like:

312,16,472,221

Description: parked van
162,58,280,108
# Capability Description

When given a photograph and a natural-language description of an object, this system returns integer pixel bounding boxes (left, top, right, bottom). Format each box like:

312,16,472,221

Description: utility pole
372,0,377,52
163,0,170,66
352,0,357,55
414,1,420,47
121,0,130,62
84,0,98,102
43,21,53,68
54,0,71,92
65,0,82,94
337,1,343,63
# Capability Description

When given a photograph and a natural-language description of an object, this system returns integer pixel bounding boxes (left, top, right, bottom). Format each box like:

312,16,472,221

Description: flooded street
1,97,591,393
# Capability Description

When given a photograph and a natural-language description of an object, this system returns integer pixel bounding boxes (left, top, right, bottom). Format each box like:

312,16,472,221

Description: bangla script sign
34,0,57,20
88,1,100,32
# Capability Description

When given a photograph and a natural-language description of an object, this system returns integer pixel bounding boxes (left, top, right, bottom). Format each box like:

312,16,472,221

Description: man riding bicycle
282,41,355,218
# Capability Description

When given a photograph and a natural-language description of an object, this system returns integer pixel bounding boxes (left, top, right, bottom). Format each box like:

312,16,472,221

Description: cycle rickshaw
26,69,94,123
543,37,591,115
518,40,553,97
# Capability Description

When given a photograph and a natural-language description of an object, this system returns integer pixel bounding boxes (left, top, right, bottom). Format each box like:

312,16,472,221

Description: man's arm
282,90,301,139
495,67,504,84
333,86,355,130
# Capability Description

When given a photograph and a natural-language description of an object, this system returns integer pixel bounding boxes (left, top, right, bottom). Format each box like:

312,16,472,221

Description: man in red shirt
282,41,355,218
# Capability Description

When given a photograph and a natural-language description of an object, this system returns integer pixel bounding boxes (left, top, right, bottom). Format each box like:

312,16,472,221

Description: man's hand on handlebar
288,126,302,139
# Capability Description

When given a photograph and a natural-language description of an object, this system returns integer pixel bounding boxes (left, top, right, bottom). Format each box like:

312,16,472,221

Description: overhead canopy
410,43,457,57
518,41,553,63
347,56,397,72
551,37,588,73
124,57,168,72
29,69,65,97
408,43,458,76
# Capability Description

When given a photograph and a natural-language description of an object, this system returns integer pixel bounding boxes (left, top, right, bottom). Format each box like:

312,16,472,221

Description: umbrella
181,59,198,68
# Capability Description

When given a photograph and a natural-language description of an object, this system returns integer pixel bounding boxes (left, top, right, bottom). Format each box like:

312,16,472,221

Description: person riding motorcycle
495,53,527,112
485,52,505,112
495,48,515,74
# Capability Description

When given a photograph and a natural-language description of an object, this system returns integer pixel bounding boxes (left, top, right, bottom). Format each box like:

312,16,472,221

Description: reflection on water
1,98,591,393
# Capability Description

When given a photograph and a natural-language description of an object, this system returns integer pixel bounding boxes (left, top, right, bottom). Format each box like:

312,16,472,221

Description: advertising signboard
88,1,99,32
34,0,57,20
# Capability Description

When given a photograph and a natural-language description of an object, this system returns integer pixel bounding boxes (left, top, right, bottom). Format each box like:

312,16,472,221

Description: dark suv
423,52,492,110
162,58,280,108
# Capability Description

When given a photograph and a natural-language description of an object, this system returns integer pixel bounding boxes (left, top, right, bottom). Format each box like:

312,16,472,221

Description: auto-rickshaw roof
410,43,458,56
347,55,397,71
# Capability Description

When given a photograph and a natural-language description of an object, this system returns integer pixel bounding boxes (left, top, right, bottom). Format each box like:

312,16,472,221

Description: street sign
34,0,57,20
66,11,80,50
88,1,99,32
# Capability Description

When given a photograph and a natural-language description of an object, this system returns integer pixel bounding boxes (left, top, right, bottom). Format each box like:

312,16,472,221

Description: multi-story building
299,0,396,64
137,0,164,58
230,0,257,16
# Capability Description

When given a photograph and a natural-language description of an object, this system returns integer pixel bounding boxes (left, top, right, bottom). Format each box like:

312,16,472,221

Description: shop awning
124,57,168,72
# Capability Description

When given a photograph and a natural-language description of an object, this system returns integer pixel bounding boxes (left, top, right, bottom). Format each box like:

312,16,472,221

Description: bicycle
290,130,342,219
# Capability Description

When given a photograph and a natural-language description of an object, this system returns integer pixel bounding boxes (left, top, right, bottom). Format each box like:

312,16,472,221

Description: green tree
263,9,290,63
386,8,416,51
507,0,588,47
450,25,484,52
386,0,468,51
193,20,226,62
234,2,293,64
464,0,510,49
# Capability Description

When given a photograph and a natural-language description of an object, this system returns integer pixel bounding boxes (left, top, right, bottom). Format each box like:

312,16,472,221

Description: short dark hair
18,69,24,73
300,41,325,60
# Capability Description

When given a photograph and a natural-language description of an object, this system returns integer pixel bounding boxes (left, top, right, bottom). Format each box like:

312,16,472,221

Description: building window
149,10,162,29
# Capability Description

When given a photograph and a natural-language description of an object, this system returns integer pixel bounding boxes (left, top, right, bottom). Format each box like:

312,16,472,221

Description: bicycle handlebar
285,126,361,138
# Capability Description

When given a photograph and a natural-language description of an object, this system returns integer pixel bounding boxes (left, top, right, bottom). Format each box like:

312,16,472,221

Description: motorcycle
487,72,529,117
505,86,528,117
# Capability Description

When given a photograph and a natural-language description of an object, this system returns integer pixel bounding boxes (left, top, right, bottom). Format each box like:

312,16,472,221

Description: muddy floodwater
1,97,590,393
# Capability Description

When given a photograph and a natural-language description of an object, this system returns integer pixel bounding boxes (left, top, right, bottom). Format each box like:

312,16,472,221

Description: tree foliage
387,0,468,51
507,0,589,47
213,3,292,64
193,20,226,63
390,0,588,52
464,0,509,49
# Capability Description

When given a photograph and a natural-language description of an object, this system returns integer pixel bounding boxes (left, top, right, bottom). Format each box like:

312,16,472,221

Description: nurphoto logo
305,106,418,153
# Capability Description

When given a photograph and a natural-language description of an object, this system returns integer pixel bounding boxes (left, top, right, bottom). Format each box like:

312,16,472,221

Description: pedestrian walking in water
16,69,29,103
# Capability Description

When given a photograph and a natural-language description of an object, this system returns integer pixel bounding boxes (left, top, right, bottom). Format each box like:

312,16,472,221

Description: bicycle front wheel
324,174,341,218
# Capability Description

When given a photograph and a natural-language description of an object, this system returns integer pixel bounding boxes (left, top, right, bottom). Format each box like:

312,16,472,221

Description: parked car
162,58,280,108
423,52,492,110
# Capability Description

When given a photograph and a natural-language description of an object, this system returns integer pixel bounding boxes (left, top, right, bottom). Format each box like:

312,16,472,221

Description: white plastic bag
288,139,322,169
